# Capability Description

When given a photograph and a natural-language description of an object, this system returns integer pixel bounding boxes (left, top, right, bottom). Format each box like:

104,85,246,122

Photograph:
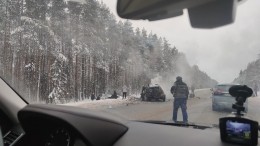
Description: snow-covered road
64,88,260,125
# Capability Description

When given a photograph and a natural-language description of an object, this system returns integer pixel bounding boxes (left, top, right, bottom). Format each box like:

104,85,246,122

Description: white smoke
151,74,175,99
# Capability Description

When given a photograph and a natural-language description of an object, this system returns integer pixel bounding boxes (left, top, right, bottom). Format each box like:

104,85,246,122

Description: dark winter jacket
110,91,118,99
171,81,189,99
91,94,95,100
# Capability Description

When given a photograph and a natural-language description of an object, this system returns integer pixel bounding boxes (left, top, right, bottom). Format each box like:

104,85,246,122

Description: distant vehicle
212,84,248,112
141,85,166,102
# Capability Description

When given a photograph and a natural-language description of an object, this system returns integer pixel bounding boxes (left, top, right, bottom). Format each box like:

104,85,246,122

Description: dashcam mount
229,85,253,117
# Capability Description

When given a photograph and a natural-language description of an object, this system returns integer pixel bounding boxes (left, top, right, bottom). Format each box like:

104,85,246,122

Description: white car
212,84,248,112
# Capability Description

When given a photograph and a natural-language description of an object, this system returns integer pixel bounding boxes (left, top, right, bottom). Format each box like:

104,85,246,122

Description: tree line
234,58,260,88
0,0,217,103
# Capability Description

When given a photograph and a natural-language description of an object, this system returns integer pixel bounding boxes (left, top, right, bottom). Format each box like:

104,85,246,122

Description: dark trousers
123,92,127,98
173,98,188,123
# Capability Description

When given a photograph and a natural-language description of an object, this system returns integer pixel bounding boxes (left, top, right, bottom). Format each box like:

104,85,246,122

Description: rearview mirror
117,0,244,28
188,0,237,28
117,0,185,21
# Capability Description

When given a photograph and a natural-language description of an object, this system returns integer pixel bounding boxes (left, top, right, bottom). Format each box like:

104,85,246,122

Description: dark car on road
141,85,166,102
212,84,248,112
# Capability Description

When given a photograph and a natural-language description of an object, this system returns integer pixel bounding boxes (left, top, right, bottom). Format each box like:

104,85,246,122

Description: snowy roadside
62,95,141,110
61,89,209,110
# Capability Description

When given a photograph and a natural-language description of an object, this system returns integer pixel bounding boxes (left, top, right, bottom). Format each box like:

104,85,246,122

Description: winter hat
176,76,182,81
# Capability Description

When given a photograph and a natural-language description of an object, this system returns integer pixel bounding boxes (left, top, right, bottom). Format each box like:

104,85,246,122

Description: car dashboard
1,104,259,146
16,115,87,146
15,104,128,146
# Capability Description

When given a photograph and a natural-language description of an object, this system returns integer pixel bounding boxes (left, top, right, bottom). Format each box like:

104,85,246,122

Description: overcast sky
98,0,260,83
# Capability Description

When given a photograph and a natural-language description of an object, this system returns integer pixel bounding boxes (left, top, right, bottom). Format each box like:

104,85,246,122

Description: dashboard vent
3,130,23,146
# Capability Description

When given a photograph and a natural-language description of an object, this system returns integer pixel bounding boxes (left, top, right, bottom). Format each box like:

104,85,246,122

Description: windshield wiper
140,120,214,130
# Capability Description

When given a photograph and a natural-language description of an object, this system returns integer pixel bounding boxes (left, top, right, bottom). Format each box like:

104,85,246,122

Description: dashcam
219,117,258,146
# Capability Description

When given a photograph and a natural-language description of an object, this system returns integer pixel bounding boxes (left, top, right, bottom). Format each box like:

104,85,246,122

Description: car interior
1,0,259,146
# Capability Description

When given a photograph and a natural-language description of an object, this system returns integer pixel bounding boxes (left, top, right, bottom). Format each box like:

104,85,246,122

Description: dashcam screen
226,120,251,144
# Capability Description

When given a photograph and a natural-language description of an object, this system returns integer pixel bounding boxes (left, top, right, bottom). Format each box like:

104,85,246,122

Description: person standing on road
253,82,258,97
190,85,195,98
122,85,127,99
91,93,96,101
171,76,189,123
140,85,147,99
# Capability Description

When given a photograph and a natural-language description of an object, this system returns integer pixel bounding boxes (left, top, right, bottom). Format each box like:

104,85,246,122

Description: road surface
79,89,260,125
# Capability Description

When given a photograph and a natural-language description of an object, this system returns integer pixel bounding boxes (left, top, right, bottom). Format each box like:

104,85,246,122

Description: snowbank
62,95,140,109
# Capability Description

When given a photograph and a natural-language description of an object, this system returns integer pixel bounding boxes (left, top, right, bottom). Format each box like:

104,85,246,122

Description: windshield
1,0,260,125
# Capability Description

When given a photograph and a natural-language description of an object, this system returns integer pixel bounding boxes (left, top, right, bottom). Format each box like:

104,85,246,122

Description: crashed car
141,85,166,102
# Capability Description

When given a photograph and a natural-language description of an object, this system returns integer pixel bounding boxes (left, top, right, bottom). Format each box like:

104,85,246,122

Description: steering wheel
0,127,3,146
